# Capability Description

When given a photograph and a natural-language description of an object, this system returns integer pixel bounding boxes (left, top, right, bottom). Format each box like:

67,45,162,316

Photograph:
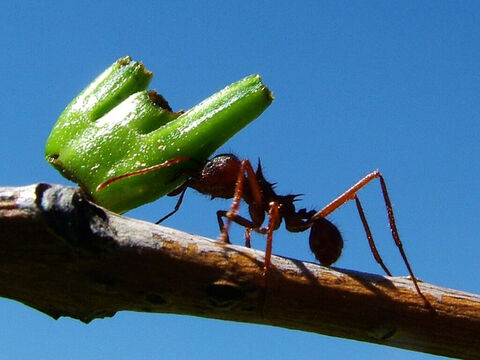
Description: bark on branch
0,184,479,359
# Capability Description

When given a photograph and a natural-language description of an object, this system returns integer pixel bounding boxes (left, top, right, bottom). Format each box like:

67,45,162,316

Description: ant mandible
97,153,430,307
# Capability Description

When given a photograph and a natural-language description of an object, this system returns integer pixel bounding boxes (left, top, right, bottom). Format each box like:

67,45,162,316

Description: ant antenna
96,157,190,191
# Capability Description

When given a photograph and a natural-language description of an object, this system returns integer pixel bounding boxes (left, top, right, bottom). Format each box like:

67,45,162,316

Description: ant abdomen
309,217,344,266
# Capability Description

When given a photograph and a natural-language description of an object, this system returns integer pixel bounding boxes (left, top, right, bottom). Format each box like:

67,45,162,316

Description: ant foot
244,228,252,248
217,231,231,244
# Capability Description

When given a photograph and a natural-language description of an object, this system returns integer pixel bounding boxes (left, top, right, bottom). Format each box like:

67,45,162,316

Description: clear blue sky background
2,2,479,359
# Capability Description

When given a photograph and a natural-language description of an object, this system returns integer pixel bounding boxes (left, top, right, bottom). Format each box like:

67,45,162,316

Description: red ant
98,153,431,308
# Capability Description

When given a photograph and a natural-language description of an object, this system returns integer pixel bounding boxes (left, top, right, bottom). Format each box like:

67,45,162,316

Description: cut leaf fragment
45,56,273,213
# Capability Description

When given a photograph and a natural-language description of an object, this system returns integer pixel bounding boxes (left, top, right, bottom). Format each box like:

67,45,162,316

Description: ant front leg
218,158,264,243
219,200,279,286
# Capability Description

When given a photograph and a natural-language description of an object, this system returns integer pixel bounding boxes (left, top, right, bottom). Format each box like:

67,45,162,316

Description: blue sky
2,2,479,359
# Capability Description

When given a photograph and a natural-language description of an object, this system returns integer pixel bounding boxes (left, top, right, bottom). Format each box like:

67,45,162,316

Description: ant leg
376,176,432,309
217,210,266,243
264,201,280,278
155,187,187,224
312,170,382,219
312,170,431,308
354,195,392,276
219,159,263,242
245,228,252,248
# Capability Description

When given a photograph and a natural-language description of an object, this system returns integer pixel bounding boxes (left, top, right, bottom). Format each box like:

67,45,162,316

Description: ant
97,153,431,308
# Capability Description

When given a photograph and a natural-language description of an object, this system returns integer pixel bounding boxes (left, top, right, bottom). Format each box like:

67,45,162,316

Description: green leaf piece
45,57,273,213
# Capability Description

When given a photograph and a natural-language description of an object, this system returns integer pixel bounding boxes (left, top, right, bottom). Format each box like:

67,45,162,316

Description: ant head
309,217,343,266
188,153,242,199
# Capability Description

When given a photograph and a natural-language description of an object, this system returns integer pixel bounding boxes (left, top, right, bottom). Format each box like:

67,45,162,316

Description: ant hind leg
311,170,432,309
354,195,392,276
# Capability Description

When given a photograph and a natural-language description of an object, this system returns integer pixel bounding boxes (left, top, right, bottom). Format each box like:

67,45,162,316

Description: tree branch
1,184,479,359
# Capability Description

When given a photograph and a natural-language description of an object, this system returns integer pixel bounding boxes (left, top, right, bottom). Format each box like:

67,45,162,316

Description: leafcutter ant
97,153,431,308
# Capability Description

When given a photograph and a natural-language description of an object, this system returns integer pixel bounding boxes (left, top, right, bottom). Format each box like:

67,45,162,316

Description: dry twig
0,184,479,359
